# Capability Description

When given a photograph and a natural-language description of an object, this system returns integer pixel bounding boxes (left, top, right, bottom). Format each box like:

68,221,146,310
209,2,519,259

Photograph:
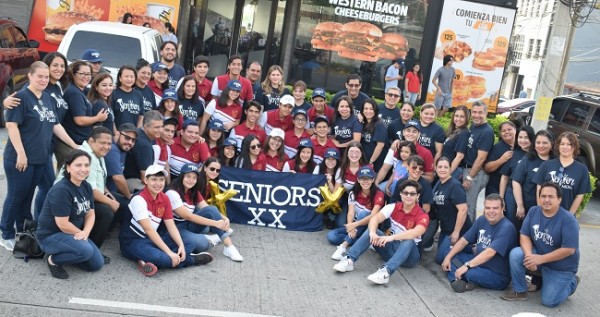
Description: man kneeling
333,179,429,285
440,194,517,292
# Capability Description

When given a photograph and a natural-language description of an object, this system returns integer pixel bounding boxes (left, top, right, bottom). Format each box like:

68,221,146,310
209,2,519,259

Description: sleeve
451,182,467,205
348,192,356,206
420,180,433,204
454,130,469,154
282,161,291,173
68,93,88,117
161,198,174,220
380,204,395,219
258,111,268,128
165,190,184,210
91,100,104,116
128,195,150,221
488,222,517,257
210,78,220,97
432,68,441,81
373,123,387,143
133,143,154,171
481,129,494,153
5,91,26,124
198,142,211,163
531,161,549,185
352,117,363,133
85,182,95,210
373,190,385,208
46,185,73,218
422,149,434,173
242,80,254,102
391,177,406,202
462,217,481,244
499,157,514,176
511,157,528,184
561,215,579,249
205,100,216,116
104,150,123,177
575,164,592,195
385,66,394,78
383,148,395,165
520,207,535,236
434,126,446,144
334,168,343,184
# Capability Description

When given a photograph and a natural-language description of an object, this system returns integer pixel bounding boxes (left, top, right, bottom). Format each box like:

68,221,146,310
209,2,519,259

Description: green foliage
577,173,597,218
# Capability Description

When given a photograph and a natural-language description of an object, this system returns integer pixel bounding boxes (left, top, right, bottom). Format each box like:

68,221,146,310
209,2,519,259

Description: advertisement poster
309,0,422,62
28,0,181,53
425,0,516,113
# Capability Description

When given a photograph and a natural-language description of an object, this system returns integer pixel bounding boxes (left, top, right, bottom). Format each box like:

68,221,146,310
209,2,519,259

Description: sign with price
424,0,516,113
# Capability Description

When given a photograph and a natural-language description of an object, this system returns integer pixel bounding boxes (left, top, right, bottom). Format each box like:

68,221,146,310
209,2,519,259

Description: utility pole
530,0,576,132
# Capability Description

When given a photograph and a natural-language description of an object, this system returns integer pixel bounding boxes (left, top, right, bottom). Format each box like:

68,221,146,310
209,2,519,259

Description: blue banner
219,167,326,232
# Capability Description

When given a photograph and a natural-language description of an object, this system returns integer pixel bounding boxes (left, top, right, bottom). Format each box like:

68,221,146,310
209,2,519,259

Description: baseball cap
118,123,137,135
162,88,177,101
82,49,103,63
152,62,169,73
269,128,285,140
223,137,238,148
180,163,200,175
280,94,294,106
324,148,340,160
312,88,327,99
404,119,421,132
208,119,226,131
358,166,375,179
298,138,313,149
313,115,329,126
293,107,308,119
182,118,198,130
227,80,242,91
145,164,167,177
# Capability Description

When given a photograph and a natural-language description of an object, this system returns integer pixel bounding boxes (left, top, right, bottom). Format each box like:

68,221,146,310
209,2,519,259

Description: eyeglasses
208,167,221,173
295,117,307,122
410,165,424,172
119,134,137,142
347,84,361,88
76,72,92,77
401,191,418,197
91,61,102,65
250,144,261,150
386,93,401,98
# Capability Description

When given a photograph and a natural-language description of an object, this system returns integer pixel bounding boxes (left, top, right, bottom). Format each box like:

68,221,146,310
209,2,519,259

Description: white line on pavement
68,297,281,317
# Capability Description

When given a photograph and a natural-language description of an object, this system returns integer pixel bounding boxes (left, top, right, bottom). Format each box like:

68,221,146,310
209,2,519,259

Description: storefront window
289,0,428,98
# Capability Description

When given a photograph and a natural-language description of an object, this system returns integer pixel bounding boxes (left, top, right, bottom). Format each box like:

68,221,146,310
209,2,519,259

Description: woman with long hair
157,88,183,130
166,163,243,261
386,102,415,142
200,80,243,134
148,62,170,105
235,134,266,170
177,75,205,121
134,59,157,112
112,65,145,128
255,65,290,112
443,105,470,179
282,138,316,173
360,98,386,170
263,128,289,172
202,119,226,157
484,121,517,195
88,73,115,133
314,148,343,229
218,138,238,167
335,141,369,228
404,63,422,105
331,96,362,149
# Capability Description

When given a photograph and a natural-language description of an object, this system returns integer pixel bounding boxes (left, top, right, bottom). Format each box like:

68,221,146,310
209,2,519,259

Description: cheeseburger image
127,14,167,34
311,22,343,50
374,33,408,60
335,21,382,62
43,11,96,44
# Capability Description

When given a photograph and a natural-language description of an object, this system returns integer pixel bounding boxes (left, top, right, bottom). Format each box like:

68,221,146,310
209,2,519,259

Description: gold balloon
315,185,344,214
206,180,239,216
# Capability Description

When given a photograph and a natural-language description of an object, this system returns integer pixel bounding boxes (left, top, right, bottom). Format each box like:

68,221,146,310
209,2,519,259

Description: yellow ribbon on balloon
206,180,239,216
315,185,345,214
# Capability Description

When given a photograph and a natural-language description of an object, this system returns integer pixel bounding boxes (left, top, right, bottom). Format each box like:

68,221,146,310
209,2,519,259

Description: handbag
13,219,44,259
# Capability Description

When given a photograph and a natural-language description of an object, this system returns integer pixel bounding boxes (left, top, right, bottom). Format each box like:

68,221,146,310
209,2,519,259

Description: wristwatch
464,261,472,269
466,175,474,181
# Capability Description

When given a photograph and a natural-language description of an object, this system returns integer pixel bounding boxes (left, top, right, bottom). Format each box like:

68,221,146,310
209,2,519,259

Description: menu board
425,0,516,113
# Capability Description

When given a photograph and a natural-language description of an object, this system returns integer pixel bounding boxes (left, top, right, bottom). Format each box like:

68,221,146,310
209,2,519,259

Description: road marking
68,297,280,317
580,223,600,229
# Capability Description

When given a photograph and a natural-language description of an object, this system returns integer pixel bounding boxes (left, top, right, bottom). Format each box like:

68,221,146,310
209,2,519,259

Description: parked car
58,21,162,82
543,92,600,179
496,98,535,114
508,104,535,127
0,18,40,127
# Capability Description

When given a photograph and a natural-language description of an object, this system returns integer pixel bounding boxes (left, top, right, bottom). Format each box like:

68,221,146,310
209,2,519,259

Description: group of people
0,46,588,308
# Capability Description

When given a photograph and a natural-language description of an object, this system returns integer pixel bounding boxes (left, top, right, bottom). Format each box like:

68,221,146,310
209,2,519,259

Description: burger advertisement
311,21,408,62
425,0,516,113
28,0,181,52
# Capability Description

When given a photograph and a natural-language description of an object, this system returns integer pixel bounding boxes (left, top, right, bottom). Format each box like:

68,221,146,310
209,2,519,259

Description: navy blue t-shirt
330,90,369,116
532,159,591,211
332,115,362,145
62,84,93,144
462,122,494,166
361,121,387,168
418,121,446,158
463,216,517,276
46,82,69,122
134,85,158,112
124,128,155,179
387,118,406,144
442,129,469,164
179,97,205,121
105,142,127,192
499,149,526,191
112,87,145,128
521,206,579,273
254,86,291,112
512,155,546,211
392,176,433,207
295,101,311,113
485,140,512,195
377,103,400,128
91,99,115,133
4,89,58,164
432,177,471,234
36,178,94,241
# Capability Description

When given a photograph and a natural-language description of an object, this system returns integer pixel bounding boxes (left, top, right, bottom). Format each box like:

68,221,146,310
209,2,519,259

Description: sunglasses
76,72,92,77
386,93,401,98
120,134,137,142
401,191,418,197
410,165,424,172
208,167,221,173
250,144,261,150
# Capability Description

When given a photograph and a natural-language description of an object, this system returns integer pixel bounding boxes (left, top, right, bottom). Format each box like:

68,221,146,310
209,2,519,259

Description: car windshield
66,31,142,69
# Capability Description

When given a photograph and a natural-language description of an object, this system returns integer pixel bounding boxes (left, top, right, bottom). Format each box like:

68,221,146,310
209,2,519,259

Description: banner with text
219,167,326,232
425,0,516,113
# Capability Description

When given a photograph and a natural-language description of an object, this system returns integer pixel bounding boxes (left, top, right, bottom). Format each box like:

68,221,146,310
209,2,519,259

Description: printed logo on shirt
50,93,68,110
115,98,141,114
143,97,154,112
362,132,372,143
548,171,575,190
334,125,352,139
433,191,445,205
467,134,475,149
532,224,554,246
33,103,57,123
267,94,282,106
180,108,199,119
157,206,165,217
73,196,91,215
192,152,200,161
477,229,492,248
379,115,393,127
419,134,432,148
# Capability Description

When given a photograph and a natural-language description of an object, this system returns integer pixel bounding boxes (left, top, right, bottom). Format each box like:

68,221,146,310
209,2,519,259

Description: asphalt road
0,128,599,317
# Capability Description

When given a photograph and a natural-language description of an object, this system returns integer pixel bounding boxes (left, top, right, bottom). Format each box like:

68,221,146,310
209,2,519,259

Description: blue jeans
38,232,104,272
405,91,418,105
444,251,510,290
509,247,578,307
435,233,450,264
334,193,349,229
504,187,521,230
34,157,56,220
176,205,230,253
347,229,420,274
326,225,367,246
421,219,439,250
464,168,489,223
1,160,46,239
120,232,196,268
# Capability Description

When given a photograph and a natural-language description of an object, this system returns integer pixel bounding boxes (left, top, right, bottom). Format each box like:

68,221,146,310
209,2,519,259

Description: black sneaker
103,254,111,264
45,254,68,279
570,275,581,296
191,252,213,265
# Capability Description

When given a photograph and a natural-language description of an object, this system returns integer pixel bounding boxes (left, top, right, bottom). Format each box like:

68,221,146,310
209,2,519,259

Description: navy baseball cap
208,119,226,131
404,119,421,132
324,148,340,160
223,137,238,148
293,107,308,119
162,88,177,101
358,166,375,179
227,80,242,91
180,163,200,175
312,88,326,99
82,49,103,63
298,138,313,149
152,62,169,73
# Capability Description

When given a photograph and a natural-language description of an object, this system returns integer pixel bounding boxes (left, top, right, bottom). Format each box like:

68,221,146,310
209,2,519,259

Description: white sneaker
223,245,243,262
204,234,221,247
422,245,433,252
333,257,354,272
0,238,15,251
331,245,347,260
368,266,390,285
